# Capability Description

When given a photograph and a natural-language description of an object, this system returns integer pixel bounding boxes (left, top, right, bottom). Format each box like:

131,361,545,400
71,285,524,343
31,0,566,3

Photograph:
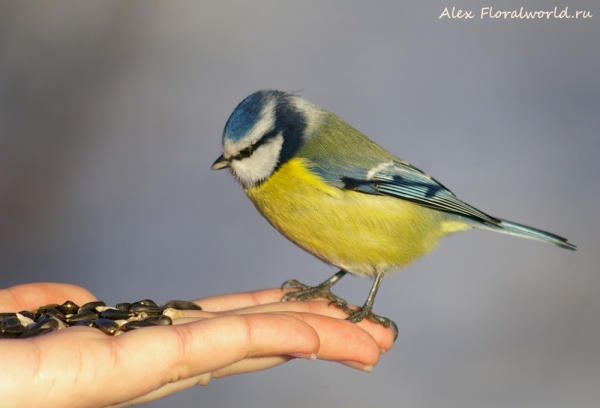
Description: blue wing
311,158,501,227
291,111,575,249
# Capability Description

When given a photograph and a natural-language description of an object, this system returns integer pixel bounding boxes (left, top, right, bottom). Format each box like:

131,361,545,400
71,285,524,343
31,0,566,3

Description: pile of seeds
0,299,202,339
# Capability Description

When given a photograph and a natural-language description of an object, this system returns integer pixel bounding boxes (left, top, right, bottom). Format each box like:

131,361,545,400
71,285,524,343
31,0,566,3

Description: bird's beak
211,154,230,170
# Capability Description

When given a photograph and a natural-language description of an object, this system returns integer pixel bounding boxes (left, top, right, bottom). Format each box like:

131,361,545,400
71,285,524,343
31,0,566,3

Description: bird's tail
478,219,577,251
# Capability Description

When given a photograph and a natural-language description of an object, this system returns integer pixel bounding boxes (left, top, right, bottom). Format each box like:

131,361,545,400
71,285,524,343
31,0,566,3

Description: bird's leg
343,271,398,338
281,270,350,308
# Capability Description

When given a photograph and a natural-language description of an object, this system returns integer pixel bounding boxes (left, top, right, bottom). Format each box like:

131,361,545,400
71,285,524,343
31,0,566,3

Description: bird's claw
345,306,398,341
281,279,350,307
328,300,356,315
281,277,398,341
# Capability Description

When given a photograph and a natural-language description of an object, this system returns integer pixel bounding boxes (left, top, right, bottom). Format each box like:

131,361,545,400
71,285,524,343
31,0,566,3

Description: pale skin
0,283,395,407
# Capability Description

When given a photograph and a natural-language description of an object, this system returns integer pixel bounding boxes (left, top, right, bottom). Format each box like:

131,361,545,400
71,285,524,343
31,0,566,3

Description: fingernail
290,353,317,360
380,348,387,355
339,360,373,372
390,321,399,342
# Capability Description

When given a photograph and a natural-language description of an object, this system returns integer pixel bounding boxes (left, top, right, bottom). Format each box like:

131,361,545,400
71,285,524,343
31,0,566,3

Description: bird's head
212,90,321,188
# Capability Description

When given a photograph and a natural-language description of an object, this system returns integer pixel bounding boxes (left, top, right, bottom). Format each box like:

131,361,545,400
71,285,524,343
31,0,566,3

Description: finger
192,287,298,311
108,373,212,408
222,297,345,317
0,282,97,312
176,298,334,319
264,302,395,353
0,313,321,407
276,312,382,369
211,355,292,378
179,300,395,353
111,315,320,404
174,310,386,369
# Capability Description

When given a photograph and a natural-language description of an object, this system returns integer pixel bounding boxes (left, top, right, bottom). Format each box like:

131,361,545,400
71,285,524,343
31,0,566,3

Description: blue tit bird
211,90,576,331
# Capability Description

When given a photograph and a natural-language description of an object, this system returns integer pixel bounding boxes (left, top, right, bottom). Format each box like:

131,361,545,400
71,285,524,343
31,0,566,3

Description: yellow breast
244,158,469,277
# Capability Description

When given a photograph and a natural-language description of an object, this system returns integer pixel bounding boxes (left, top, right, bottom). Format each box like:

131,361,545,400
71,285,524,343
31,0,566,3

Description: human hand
0,282,395,407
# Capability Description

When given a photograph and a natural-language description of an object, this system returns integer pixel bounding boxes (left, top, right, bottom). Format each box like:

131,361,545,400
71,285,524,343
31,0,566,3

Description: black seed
2,324,26,337
100,309,131,320
66,310,99,323
2,297,192,338
144,315,172,325
57,300,80,315
20,316,60,338
72,319,95,327
115,302,132,312
133,299,159,307
122,315,172,331
78,301,106,314
2,316,20,328
18,310,35,320
37,303,60,310
122,320,153,331
94,318,119,335
20,326,56,338
36,315,62,329
40,308,66,322
163,300,202,311
129,304,163,315
34,304,60,320
16,313,34,326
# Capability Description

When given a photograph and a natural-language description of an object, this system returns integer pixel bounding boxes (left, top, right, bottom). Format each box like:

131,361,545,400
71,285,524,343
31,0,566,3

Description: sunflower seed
20,316,60,338
129,304,163,315
163,300,202,310
133,299,159,307
18,310,35,320
115,302,131,312
162,308,185,319
2,316,20,328
65,310,99,324
72,319,95,327
2,324,27,337
34,304,60,320
1,297,201,338
94,318,119,335
57,301,80,315
16,312,34,327
78,301,106,314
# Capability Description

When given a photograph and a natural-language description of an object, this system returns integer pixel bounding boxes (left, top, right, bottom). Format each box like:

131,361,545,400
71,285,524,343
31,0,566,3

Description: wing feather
330,160,500,226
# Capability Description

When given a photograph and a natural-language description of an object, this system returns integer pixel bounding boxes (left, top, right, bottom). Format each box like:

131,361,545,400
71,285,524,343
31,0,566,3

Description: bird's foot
338,303,398,340
281,279,349,308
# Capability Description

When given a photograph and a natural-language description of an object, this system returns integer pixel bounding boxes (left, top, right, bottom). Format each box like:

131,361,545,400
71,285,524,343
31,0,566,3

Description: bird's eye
238,146,253,159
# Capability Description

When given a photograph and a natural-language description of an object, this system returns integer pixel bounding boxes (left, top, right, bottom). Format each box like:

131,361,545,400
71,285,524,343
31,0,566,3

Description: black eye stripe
254,129,279,149
232,130,280,160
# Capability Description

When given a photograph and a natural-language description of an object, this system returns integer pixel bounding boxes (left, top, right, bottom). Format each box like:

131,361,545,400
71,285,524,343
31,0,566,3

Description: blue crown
223,90,286,142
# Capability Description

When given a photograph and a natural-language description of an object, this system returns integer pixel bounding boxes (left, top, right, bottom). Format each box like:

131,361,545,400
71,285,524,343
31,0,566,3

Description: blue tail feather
483,219,577,251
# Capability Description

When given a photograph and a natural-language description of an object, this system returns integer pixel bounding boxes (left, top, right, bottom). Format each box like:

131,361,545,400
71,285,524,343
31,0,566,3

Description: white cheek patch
230,133,284,187
224,99,276,157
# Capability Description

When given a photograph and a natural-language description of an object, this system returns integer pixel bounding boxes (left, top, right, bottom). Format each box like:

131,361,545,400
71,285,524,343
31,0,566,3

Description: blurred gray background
1,1,598,407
